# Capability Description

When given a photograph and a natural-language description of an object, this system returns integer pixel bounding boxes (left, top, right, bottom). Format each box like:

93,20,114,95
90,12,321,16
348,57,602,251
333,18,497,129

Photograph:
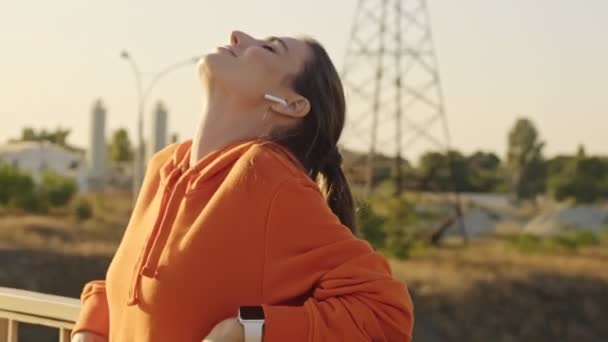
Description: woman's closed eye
262,44,276,53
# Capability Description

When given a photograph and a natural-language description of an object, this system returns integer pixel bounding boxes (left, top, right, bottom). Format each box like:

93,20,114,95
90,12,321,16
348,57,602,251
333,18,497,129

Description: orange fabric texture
72,138,414,341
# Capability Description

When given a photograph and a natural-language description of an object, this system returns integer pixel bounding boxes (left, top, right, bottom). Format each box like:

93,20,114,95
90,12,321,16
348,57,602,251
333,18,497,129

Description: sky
1,0,607,160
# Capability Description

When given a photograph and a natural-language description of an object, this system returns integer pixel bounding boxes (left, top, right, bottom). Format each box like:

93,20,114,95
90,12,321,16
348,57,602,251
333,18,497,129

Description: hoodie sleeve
71,280,109,339
261,178,414,342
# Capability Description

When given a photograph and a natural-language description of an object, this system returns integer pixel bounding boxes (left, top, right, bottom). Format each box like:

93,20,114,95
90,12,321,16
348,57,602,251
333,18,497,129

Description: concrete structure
88,100,106,188
0,141,88,192
149,101,168,160
524,205,608,235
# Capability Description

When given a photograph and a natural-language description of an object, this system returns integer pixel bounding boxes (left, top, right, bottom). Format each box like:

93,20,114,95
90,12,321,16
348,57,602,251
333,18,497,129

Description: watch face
239,306,265,320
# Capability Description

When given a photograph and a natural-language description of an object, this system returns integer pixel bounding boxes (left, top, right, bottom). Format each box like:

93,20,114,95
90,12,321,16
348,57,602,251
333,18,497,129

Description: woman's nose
230,30,256,48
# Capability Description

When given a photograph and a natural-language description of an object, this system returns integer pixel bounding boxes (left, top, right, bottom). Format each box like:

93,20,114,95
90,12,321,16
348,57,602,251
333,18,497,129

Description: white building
0,141,89,192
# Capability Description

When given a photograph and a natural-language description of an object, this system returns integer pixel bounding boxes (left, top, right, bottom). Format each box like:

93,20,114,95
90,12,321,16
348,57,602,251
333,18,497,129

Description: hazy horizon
2,0,607,158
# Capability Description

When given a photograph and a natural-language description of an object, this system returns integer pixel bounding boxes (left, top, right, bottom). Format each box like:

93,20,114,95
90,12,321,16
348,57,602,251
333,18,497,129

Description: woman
71,31,414,342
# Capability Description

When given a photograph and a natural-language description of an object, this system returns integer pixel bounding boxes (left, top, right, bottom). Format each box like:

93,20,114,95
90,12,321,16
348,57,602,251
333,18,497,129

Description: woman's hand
203,317,244,342
71,331,108,342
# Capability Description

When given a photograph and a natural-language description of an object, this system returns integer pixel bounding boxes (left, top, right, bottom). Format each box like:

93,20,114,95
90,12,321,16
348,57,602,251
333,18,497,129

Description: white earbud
264,94,288,106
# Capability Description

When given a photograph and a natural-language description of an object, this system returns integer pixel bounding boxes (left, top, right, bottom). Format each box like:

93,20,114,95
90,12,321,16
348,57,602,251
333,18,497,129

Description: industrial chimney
149,101,168,160
88,99,106,189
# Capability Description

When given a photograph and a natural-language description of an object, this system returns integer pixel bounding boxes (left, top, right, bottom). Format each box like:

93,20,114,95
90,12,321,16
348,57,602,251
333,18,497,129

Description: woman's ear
270,96,310,119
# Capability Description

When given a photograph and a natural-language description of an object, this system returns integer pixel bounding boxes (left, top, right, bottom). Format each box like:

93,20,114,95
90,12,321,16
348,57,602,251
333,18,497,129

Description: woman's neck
189,95,268,168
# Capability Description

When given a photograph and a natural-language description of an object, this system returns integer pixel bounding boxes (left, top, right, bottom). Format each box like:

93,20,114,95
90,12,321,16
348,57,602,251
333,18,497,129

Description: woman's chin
198,52,227,75
196,55,215,81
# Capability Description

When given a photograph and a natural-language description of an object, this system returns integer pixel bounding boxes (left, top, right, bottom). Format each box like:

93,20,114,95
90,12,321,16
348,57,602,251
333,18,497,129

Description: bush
74,197,93,221
0,163,49,213
599,226,608,244
356,200,386,250
508,234,541,253
557,230,598,248
9,189,48,213
0,163,34,204
40,170,78,207
384,227,413,259
0,164,79,213
356,195,428,259
508,230,599,253
382,197,419,259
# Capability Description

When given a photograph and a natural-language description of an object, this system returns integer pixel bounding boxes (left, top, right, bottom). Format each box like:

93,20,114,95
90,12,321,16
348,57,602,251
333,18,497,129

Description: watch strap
242,321,263,342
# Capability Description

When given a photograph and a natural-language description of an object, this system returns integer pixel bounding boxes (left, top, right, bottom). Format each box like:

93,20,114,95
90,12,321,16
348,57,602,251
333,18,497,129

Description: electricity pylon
341,0,451,196
341,0,466,242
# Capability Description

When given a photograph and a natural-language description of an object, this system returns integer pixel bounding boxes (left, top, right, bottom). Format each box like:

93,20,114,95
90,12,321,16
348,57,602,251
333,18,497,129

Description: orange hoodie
72,138,414,341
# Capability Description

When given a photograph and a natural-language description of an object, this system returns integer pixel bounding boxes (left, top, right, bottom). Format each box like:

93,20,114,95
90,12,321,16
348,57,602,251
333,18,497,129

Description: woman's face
199,31,312,103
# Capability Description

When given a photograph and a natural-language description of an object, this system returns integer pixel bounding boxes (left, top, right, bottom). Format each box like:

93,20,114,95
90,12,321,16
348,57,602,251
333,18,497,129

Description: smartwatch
238,305,265,342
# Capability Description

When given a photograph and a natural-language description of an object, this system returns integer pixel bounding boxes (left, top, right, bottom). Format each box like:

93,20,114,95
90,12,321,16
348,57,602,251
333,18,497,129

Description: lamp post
120,51,200,205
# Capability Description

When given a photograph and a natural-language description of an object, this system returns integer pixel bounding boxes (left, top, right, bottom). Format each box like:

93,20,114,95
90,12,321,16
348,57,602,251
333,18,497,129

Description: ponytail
320,147,357,233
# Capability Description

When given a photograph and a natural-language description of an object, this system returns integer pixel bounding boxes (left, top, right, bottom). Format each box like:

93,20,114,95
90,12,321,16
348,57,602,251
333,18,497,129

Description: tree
468,151,504,192
447,151,473,192
506,118,545,202
547,145,608,203
417,150,472,192
18,127,71,145
546,155,574,176
108,128,134,163
9,127,80,152
21,127,36,141
417,152,449,191
468,151,500,170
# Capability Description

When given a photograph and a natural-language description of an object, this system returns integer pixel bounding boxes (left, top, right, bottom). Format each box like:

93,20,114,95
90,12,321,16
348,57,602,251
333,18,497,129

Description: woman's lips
218,46,237,57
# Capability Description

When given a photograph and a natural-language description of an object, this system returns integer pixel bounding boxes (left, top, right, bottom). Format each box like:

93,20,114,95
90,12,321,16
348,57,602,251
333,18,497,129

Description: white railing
0,287,81,342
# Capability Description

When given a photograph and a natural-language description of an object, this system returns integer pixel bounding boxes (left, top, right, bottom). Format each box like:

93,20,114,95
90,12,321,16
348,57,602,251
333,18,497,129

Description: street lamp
120,51,200,205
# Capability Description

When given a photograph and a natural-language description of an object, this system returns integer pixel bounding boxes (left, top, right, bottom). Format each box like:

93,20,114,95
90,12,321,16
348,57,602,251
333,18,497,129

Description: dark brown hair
270,38,357,233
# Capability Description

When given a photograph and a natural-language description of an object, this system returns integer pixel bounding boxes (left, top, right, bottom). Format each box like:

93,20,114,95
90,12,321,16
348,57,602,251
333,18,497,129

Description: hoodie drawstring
127,165,185,305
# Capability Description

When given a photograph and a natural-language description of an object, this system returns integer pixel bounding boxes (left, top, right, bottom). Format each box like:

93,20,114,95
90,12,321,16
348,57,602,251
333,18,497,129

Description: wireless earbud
264,94,288,106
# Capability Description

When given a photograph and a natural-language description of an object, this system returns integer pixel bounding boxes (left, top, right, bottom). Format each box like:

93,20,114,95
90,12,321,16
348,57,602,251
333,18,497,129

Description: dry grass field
394,241,608,341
